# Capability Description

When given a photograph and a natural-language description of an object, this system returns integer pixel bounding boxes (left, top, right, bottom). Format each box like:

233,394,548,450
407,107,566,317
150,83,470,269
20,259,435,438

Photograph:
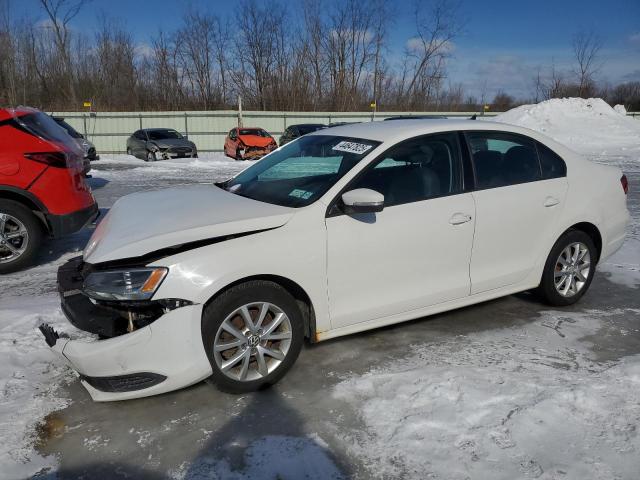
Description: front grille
167,146,192,155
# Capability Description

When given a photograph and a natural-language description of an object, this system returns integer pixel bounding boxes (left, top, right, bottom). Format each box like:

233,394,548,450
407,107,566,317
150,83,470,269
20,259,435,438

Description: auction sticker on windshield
332,141,374,155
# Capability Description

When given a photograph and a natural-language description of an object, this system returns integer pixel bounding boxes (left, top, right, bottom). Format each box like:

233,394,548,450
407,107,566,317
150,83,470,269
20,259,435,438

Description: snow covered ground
0,153,250,479
0,100,639,479
328,99,640,480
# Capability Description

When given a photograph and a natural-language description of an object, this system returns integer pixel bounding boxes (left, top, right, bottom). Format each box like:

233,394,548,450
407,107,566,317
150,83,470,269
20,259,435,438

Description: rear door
465,131,568,293
326,132,475,328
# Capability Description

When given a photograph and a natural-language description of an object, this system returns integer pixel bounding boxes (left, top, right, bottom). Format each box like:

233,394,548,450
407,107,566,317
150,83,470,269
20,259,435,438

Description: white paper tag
332,141,374,155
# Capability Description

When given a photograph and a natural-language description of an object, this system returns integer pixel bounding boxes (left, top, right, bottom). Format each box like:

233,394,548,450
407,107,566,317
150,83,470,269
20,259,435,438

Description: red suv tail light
621,174,628,195
24,152,68,168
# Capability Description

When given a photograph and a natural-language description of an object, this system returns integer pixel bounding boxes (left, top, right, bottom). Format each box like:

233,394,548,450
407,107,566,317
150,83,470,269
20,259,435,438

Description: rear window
537,143,567,179
15,112,75,145
297,125,325,135
53,118,83,138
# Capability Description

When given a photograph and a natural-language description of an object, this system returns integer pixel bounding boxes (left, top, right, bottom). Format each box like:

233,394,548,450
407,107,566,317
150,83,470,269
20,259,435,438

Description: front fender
150,207,331,334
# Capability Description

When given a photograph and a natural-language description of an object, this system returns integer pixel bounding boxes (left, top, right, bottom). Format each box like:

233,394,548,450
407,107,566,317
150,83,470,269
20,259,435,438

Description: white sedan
41,120,630,401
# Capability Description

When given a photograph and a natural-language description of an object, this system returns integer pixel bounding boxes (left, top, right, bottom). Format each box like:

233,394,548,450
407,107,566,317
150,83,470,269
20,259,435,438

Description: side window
229,129,236,139
466,132,541,189
537,142,567,179
134,131,145,140
349,133,462,207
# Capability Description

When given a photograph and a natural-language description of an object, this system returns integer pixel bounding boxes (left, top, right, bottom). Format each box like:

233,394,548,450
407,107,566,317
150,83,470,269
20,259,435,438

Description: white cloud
406,37,455,55
135,43,154,59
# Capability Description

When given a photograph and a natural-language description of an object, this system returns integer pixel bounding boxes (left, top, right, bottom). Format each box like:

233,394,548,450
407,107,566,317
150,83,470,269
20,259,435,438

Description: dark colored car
52,117,95,175
383,115,448,121
126,128,198,161
0,107,98,273
279,123,326,146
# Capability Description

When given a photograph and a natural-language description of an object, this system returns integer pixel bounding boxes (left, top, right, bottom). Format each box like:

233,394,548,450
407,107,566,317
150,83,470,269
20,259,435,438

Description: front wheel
235,148,245,161
0,200,43,274
202,280,304,393
145,150,157,162
536,230,597,306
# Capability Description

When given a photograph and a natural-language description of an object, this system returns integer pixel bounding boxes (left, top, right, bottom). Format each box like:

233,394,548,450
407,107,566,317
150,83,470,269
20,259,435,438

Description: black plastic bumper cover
58,256,128,337
47,202,99,237
80,372,167,393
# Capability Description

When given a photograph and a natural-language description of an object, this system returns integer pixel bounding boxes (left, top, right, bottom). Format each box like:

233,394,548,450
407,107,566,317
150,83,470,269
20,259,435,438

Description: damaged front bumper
41,257,212,402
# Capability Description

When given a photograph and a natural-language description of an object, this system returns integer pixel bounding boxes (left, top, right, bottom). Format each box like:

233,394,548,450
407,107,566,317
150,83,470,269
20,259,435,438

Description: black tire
535,229,597,306
126,147,132,156
145,150,157,162
202,280,304,393
0,200,43,274
235,148,244,161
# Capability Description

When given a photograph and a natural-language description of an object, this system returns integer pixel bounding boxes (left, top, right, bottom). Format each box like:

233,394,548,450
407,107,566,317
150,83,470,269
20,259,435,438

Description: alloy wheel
554,241,591,297
213,302,293,382
0,213,29,264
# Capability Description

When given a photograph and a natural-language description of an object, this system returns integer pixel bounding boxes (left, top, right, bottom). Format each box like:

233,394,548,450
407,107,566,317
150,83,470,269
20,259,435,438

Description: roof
313,118,548,145
310,118,578,165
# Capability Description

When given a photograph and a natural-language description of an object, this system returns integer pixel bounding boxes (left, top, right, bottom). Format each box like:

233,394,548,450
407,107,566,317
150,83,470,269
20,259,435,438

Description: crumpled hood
84,184,294,264
238,135,274,148
153,138,194,149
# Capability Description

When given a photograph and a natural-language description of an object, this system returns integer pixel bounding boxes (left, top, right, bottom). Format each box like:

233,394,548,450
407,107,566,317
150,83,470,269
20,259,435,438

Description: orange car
224,127,277,160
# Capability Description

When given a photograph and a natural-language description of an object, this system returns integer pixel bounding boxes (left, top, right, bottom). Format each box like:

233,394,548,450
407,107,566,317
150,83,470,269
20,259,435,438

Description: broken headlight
83,268,168,301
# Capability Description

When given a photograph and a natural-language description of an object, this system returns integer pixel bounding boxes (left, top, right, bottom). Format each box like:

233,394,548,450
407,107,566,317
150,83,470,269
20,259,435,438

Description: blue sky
11,0,640,99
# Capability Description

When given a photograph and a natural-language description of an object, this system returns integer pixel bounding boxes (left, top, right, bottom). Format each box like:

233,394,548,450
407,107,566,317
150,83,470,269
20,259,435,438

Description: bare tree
399,0,463,109
572,29,603,97
38,0,88,105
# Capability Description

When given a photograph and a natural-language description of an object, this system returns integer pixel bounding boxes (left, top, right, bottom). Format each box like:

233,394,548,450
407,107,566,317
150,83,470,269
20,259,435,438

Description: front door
326,132,476,329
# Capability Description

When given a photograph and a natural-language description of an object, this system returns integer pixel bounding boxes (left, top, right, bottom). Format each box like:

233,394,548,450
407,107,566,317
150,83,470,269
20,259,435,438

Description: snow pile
333,308,640,480
0,296,90,479
493,98,640,156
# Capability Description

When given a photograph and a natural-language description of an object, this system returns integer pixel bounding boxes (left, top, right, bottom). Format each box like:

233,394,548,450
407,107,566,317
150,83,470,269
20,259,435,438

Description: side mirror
183,134,189,140
341,188,384,214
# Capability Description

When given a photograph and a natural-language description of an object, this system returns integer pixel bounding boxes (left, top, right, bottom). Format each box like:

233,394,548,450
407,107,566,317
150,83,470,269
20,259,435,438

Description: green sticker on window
289,189,313,199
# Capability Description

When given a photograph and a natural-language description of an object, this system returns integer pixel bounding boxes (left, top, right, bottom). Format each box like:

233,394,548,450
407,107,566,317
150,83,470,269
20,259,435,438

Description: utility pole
238,95,243,128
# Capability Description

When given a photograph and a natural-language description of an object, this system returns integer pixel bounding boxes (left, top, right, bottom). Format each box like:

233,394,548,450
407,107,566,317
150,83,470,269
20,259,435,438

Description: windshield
147,129,183,140
224,135,380,208
239,129,270,137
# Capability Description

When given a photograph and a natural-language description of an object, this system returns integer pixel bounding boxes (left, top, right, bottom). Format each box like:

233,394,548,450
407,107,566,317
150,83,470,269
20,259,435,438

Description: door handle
544,196,560,207
449,213,472,225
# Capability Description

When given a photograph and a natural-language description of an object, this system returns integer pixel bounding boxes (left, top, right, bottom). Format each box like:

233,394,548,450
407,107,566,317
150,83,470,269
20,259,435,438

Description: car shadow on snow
41,386,350,479
180,388,349,479
34,207,109,267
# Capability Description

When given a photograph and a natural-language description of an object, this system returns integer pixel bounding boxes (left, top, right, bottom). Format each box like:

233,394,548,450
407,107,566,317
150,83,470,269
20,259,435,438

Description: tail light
621,174,628,195
24,152,68,168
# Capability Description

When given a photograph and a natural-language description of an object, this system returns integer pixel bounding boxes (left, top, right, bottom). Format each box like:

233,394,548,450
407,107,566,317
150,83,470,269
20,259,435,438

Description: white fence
50,109,640,154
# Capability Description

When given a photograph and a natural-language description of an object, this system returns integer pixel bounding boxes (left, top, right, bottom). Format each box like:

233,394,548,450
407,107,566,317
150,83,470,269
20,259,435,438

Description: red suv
0,107,98,273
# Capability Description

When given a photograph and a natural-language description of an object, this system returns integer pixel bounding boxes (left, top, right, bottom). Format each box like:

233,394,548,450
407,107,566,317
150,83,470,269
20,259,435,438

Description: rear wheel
0,200,43,274
536,230,597,306
126,147,132,156
202,280,304,393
